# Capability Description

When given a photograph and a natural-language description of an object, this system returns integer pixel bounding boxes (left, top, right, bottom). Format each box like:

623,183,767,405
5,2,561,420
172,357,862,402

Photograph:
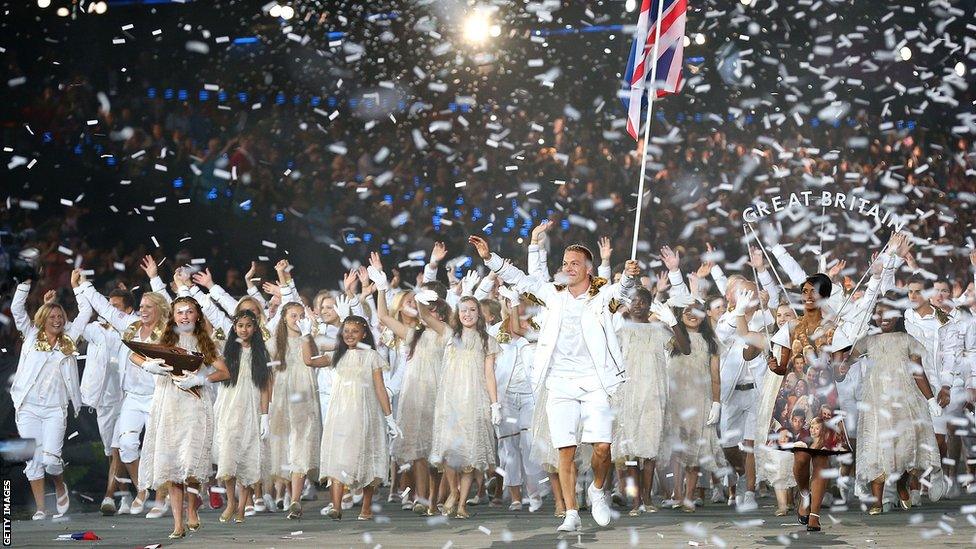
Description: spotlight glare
463,9,491,45
740,0,752,5
94,1,107,14
683,35,691,47
37,0,51,8
625,0,637,12
694,33,706,45
56,6,68,16
899,46,912,61
269,4,281,18
955,61,965,77
489,24,501,38
279,5,295,20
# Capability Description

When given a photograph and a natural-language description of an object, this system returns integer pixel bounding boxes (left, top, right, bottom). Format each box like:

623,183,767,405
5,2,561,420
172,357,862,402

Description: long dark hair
223,310,272,389
273,302,304,370
332,315,376,366
669,305,719,356
871,298,907,333
408,298,451,359
452,296,489,353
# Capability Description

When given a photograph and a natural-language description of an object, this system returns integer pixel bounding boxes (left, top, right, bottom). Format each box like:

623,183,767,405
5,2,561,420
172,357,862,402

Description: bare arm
376,289,411,340
260,378,271,415
484,353,499,405
372,367,394,416
302,335,332,368
206,357,231,383
709,354,721,402
417,299,449,335
912,355,935,400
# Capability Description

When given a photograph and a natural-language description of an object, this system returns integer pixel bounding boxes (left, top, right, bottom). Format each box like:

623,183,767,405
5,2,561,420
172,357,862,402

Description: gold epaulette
935,307,950,326
123,320,164,343
213,327,226,341
528,319,541,331
608,299,622,314
496,331,512,344
35,334,76,356
521,292,546,308
261,326,271,341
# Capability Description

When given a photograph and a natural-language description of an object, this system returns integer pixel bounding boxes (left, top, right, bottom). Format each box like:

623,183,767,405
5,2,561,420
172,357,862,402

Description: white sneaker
253,498,266,513
738,491,758,512
352,490,364,506
929,471,947,502
244,505,256,517
710,486,725,503
117,495,131,515
910,489,922,507
31,511,45,521
587,483,611,527
556,509,582,532
129,494,145,515
509,501,523,511
320,503,334,516
263,494,277,513
528,496,543,513
100,497,117,516
301,479,316,501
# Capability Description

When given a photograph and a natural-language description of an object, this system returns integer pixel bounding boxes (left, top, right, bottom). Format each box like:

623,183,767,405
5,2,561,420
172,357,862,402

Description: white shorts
720,386,757,448
545,375,612,449
933,384,969,436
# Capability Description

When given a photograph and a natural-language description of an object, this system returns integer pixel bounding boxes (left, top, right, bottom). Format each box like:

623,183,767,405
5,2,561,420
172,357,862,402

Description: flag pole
630,0,666,260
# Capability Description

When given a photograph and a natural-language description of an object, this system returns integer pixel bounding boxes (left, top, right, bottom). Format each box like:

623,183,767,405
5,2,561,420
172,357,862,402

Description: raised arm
243,261,269,309
470,235,554,299
141,254,173,302
424,241,448,284
78,281,138,334
416,296,450,336
769,244,807,286
67,270,93,343
11,281,35,336
597,237,613,280
368,252,412,341
661,245,690,299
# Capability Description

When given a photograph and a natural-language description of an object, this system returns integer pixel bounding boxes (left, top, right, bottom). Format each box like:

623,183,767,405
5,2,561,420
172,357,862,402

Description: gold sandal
187,520,201,532
168,528,186,539
219,508,234,523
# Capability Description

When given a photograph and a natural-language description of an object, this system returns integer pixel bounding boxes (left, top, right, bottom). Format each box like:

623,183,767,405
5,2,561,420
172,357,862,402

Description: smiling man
469,234,639,532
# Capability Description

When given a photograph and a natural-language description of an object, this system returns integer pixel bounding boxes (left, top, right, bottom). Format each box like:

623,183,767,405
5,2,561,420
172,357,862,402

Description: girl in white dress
305,315,401,520
847,301,942,514
268,302,321,519
370,252,450,514
216,310,272,523
423,295,502,519
134,296,230,538
661,302,722,513
610,287,670,516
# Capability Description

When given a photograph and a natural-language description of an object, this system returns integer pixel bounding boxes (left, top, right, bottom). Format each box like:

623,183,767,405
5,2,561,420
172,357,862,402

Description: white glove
497,285,520,307
296,317,313,337
650,301,678,327
174,371,207,390
461,271,482,296
367,266,389,291
335,294,352,322
733,289,755,317
141,358,173,376
259,414,270,440
928,397,943,418
706,401,721,426
414,288,438,306
490,402,502,426
385,414,403,439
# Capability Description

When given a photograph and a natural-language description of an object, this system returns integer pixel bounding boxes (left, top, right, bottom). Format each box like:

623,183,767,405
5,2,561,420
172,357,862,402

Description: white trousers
113,392,152,464
933,384,968,436
95,401,122,457
498,393,544,492
15,404,67,481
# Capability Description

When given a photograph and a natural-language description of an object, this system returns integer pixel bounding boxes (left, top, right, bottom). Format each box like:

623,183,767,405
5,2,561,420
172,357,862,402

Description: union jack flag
622,0,687,140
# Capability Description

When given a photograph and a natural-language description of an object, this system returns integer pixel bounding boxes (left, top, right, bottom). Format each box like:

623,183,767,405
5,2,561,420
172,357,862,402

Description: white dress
611,321,669,465
215,347,267,486
138,333,215,489
429,329,499,472
754,371,796,489
662,332,724,470
855,332,941,484
268,336,321,480
391,328,446,463
319,349,389,489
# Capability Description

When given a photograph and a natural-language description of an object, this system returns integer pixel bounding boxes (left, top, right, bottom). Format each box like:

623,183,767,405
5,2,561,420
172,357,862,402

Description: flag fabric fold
621,0,688,140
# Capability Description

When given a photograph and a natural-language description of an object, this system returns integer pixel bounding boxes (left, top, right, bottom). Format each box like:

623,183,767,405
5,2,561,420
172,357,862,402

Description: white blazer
10,283,85,413
485,253,634,396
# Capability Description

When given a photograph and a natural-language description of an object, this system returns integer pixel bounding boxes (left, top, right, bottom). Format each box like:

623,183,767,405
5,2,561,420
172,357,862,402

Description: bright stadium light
37,0,51,8
463,9,492,45
279,5,295,20
899,46,912,61
57,6,68,16
694,33,706,45
625,0,637,12
740,0,752,5
955,61,965,76
269,4,281,17
93,1,107,14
